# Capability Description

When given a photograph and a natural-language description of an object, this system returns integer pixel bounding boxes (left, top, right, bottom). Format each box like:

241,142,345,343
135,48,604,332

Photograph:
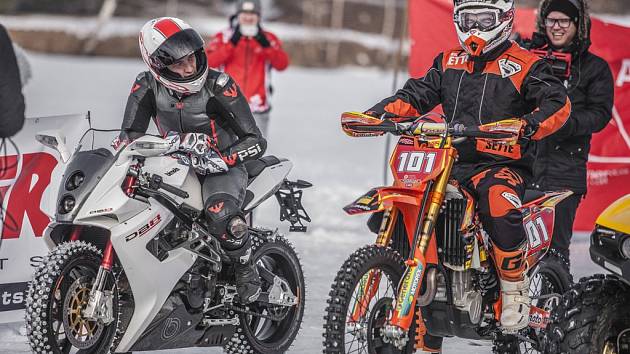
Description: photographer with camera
528,0,614,265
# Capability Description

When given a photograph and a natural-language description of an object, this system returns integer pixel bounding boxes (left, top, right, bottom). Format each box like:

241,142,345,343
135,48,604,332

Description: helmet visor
150,28,204,69
457,9,500,32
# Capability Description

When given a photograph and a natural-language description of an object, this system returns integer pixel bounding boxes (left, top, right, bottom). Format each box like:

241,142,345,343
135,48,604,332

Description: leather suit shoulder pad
214,72,231,89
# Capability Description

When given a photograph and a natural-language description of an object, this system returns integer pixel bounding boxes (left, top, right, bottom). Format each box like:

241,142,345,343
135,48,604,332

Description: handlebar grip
149,174,189,199
160,181,189,199
460,127,515,139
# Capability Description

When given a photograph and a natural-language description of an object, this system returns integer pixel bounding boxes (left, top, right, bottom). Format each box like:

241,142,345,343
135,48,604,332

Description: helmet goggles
455,7,513,32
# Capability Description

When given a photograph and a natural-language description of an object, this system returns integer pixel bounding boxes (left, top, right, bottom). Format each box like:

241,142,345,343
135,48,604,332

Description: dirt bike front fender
343,187,421,215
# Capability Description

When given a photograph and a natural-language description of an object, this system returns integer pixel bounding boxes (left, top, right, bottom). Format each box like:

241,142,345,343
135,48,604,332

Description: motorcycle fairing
390,139,448,189
343,187,422,215
520,190,572,266
110,204,197,352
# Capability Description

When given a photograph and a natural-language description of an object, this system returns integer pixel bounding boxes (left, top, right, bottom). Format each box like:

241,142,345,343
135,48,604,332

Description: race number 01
525,217,549,248
397,152,437,173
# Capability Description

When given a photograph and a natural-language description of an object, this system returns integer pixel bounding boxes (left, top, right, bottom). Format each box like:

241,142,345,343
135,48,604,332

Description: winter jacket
367,41,571,179
530,0,614,194
0,24,25,138
206,28,289,113
120,70,266,166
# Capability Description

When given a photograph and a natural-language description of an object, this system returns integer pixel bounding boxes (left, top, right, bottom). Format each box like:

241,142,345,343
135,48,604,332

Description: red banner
408,0,630,231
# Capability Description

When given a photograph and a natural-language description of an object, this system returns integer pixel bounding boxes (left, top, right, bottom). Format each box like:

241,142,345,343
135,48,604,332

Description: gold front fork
390,145,456,330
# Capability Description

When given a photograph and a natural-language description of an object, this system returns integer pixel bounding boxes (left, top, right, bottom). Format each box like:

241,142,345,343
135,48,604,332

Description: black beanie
544,0,580,23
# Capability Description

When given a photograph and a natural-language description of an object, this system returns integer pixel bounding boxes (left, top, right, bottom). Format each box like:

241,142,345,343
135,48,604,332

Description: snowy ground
0,53,600,353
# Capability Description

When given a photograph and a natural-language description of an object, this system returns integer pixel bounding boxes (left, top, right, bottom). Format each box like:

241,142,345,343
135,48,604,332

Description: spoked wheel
224,233,305,354
25,241,119,354
493,251,572,354
323,245,415,354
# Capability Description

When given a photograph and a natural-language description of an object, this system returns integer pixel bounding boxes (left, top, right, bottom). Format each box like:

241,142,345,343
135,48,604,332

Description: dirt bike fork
349,208,400,322
83,238,116,325
390,147,456,331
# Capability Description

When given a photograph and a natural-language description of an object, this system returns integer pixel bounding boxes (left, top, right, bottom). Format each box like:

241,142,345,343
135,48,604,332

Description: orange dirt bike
323,112,573,354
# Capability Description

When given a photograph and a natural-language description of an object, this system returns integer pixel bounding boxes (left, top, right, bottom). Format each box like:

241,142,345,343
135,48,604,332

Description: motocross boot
493,241,530,332
226,236,261,304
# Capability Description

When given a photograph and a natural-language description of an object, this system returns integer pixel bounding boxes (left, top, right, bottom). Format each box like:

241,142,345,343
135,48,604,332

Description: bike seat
523,189,545,204
244,155,285,179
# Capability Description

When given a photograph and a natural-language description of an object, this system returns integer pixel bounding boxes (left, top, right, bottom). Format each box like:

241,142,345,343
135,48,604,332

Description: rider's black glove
522,121,539,138
230,26,242,46
254,25,271,48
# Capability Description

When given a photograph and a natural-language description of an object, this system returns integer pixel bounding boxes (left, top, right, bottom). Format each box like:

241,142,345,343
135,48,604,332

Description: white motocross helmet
139,17,209,94
453,0,515,57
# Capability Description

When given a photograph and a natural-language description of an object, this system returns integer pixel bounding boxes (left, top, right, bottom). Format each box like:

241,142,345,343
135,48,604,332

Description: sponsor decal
1,153,58,239
223,83,238,98
399,138,415,145
236,144,263,161
0,282,28,312
446,52,469,66
476,139,521,159
208,201,224,214
89,207,114,215
131,83,141,93
165,167,180,176
161,317,181,340
498,58,522,78
501,191,522,208
395,264,422,316
528,306,550,329
617,59,630,87
125,214,162,242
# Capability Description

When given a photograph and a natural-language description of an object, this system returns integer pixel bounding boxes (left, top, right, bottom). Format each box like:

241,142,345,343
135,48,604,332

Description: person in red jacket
206,0,289,136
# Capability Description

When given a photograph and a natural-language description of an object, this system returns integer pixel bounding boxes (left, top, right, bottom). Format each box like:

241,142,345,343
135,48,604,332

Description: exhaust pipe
416,267,437,307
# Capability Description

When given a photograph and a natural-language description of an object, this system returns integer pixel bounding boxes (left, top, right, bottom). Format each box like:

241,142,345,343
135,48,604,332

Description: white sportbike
25,129,311,354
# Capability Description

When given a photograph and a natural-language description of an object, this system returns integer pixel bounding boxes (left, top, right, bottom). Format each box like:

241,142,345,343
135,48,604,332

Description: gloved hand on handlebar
164,132,229,175
520,120,539,138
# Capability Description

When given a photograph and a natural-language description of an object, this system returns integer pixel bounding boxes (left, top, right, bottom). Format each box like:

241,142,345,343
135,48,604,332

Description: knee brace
204,193,247,240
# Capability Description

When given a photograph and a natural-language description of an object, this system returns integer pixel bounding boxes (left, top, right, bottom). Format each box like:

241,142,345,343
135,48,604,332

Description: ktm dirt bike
546,194,630,354
323,112,572,354
25,128,311,353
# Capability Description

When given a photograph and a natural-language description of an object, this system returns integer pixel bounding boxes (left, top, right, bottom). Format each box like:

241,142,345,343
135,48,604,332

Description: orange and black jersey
367,41,571,176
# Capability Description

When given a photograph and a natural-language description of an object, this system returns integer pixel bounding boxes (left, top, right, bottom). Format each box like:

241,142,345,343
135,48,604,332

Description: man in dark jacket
0,24,25,138
529,0,614,263
364,0,570,339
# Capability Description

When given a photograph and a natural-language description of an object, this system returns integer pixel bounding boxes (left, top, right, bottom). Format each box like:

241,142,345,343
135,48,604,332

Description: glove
190,149,229,175
230,26,242,46
178,133,228,175
521,120,539,138
363,109,396,120
254,25,271,48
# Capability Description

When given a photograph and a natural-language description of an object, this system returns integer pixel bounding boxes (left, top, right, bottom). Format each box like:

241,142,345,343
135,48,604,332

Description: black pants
201,165,249,250
464,166,527,251
550,193,582,260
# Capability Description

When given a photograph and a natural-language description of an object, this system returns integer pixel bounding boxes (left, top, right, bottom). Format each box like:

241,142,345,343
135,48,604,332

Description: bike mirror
35,130,71,163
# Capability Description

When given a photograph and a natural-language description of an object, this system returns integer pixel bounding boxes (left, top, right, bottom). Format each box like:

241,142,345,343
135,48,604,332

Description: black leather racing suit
120,69,267,250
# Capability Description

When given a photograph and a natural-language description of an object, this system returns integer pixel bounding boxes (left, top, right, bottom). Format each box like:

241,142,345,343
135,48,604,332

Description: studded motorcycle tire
322,245,416,354
223,231,305,354
25,241,121,354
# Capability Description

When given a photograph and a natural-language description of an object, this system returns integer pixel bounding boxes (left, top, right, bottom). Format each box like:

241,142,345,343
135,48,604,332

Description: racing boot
225,219,261,304
493,241,530,332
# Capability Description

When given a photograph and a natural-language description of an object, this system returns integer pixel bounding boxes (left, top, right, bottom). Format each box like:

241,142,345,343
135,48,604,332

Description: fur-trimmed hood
535,0,592,55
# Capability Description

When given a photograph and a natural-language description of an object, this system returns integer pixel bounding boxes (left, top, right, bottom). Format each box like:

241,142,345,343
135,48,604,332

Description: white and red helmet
139,17,209,94
453,0,515,56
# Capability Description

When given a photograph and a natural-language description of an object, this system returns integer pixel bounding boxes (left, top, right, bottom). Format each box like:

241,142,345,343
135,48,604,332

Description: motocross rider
118,17,266,304
363,0,571,343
